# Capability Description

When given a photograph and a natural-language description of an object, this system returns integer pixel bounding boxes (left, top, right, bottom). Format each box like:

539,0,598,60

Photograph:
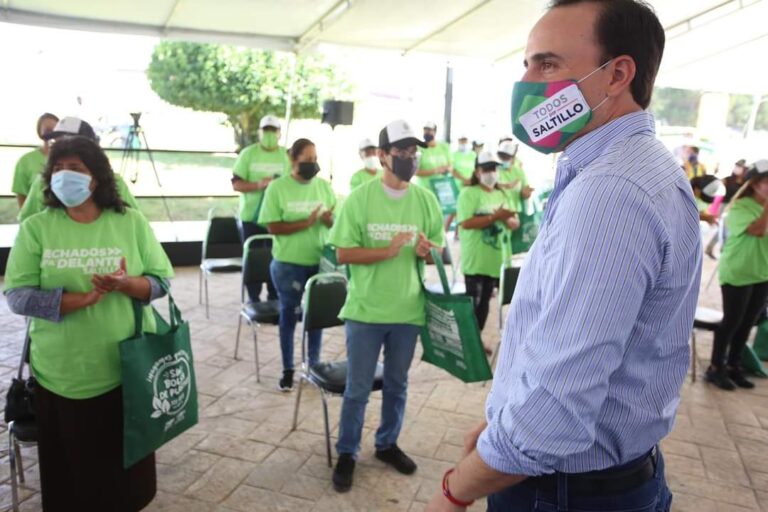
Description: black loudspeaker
322,100,354,127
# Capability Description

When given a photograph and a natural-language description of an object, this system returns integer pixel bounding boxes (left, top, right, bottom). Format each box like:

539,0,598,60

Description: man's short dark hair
549,0,665,109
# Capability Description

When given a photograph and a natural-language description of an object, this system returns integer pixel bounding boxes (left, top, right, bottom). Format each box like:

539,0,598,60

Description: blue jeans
488,450,672,512
336,321,420,457
269,260,321,372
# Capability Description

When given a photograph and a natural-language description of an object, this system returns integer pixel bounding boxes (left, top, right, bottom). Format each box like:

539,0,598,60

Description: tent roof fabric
2,0,767,93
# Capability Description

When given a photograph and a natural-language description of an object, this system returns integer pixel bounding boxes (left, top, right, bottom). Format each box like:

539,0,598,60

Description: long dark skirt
35,384,156,511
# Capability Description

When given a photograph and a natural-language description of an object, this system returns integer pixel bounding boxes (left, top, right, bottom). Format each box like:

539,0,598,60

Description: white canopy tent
1,0,767,94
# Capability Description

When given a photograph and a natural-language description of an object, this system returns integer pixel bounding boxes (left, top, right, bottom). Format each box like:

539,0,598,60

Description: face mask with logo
511,59,613,154
364,156,380,170
261,131,279,150
297,162,320,180
391,155,417,182
51,170,93,207
479,171,499,189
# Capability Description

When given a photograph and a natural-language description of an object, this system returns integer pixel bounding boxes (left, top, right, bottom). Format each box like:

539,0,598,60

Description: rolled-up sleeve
477,175,666,476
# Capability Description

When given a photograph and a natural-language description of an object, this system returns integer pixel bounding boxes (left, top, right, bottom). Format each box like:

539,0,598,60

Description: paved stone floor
0,247,767,511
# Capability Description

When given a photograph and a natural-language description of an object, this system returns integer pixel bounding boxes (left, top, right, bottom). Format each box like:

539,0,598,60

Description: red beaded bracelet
442,468,475,507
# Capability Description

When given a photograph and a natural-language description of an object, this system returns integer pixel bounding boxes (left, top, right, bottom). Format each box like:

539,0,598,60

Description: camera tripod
119,113,174,223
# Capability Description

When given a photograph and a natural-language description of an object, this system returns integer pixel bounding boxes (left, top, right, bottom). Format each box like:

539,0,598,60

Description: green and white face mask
511,59,613,154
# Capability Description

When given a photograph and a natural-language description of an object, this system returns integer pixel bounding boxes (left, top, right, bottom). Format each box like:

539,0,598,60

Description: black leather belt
525,451,656,496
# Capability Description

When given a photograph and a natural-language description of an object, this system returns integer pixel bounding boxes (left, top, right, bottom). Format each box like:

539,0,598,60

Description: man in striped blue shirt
427,1,702,511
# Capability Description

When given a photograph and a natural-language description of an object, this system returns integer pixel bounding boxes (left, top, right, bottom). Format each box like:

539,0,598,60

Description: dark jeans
464,274,497,330
35,384,156,511
711,281,768,367
240,221,277,302
488,450,672,512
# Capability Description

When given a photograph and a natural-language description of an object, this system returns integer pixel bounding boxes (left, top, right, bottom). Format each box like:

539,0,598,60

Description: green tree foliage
649,87,701,127
147,41,351,149
727,94,768,132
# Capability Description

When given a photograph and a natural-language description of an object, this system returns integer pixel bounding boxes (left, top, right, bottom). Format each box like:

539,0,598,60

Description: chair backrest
203,208,243,259
499,263,521,307
303,273,347,332
242,235,273,300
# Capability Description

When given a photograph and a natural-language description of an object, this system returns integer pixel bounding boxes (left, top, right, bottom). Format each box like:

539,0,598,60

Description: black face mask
423,133,435,143
297,162,320,180
391,155,417,182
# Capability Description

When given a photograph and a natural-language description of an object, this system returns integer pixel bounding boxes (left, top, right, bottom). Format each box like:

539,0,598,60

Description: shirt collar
559,111,656,174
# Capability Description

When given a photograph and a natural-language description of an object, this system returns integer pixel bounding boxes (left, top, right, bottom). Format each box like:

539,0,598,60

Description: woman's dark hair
549,0,665,109
289,138,315,161
742,176,768,198
36,113,59,139
43,136,126,213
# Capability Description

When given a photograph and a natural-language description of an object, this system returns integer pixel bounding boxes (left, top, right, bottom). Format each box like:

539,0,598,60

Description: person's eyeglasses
390,147,419,158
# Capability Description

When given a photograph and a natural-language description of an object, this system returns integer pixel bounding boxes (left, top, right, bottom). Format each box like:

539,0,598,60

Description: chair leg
320,391,333,468
14,439,24,483
234,315,243,360
250,322,260,383
204,274,210,319
691,331,697,383
9,427,19,512
292,376,304,432
198,268,203,305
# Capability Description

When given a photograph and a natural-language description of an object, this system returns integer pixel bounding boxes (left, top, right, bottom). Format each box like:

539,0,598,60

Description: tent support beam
295,0,354,53
162,0,184,31
0,8,296,51
402,0,495,56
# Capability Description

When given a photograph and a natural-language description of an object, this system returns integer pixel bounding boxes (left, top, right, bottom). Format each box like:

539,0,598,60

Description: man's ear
607,55,636,98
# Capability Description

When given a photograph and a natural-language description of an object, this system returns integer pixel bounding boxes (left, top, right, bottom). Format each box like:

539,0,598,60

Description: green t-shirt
350,168,380,190
12,148,46,196
233,143,291,223
257,175,336,266
328,179,445,326
4,208,174,399
416,142,453,189
452,150,476,188
499,160,528,212
695,197,709,213
18,174,141,222
457,186,509,278
719,197,768,286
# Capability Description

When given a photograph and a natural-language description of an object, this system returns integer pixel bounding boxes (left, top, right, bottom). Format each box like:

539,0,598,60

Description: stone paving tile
2,255,768,511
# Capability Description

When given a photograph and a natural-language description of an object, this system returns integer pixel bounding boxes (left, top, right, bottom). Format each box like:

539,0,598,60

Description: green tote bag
429,176,460,215
510,198,544,254
419,248,492,383
120,284,198,468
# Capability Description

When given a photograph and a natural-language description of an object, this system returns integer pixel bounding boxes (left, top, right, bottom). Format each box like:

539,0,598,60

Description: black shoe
704,365,736,391
375,444,417,475
728,366,755,389
278,370,294,392
333,453,355,492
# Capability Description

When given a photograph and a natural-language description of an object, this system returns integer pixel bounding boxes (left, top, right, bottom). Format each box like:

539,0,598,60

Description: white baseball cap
477,150,500,166
379,120,427,150
259,115,281,130
498,140,519,157
358,138,377,151
423,121,437,131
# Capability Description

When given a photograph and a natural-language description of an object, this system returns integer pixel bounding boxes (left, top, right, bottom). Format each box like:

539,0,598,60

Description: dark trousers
35,384,156,512
711,281,768,367
240,221,277,302
488,451,671,512
464,274,497,330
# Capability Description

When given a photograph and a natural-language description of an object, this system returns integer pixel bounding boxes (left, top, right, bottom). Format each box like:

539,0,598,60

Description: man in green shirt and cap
231,114,291,302
329,119,444,493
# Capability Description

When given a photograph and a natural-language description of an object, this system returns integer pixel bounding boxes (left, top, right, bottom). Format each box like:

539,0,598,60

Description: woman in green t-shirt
457,151,519,342
4,136,173,511
706,160,768,391
258,138,336,392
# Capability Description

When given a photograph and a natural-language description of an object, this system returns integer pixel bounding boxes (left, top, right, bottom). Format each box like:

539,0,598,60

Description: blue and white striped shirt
477,111,702,476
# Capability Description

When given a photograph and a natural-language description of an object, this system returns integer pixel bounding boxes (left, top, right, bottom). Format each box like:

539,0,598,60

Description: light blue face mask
51,170,93,207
